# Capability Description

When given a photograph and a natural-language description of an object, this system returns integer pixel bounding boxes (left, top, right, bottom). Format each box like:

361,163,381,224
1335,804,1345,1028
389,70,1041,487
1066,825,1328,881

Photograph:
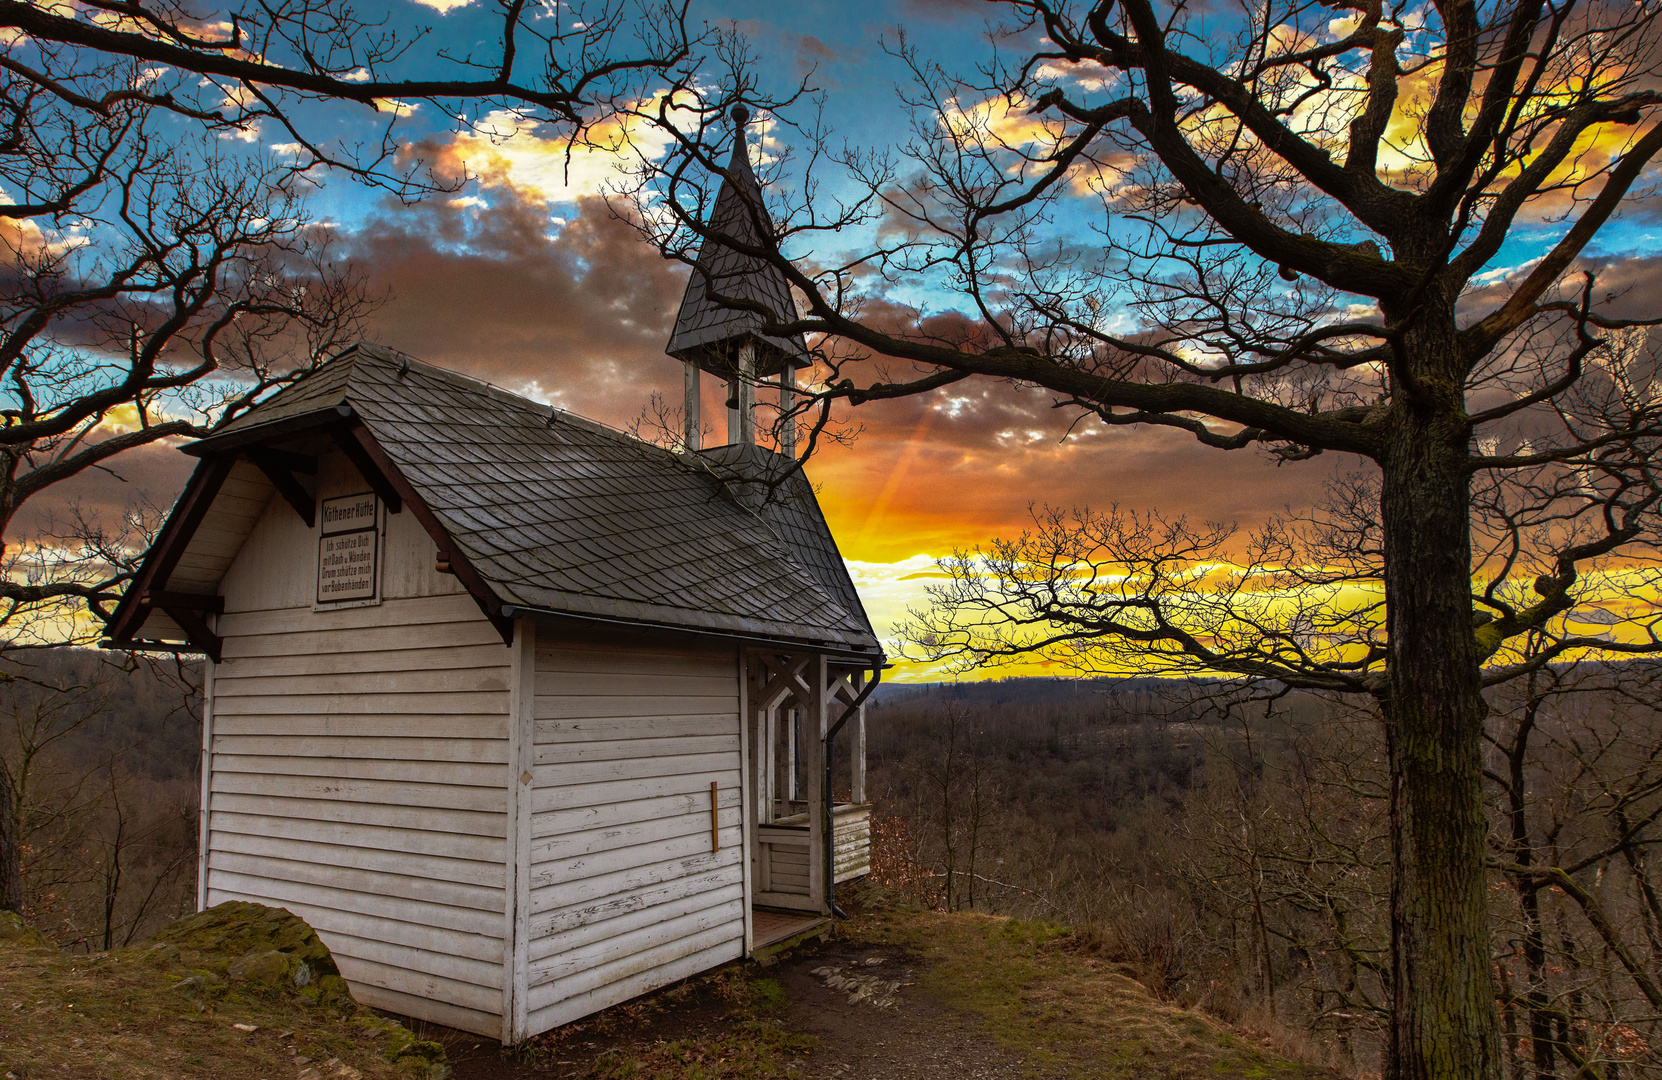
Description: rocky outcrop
143,901,449,1077
147,900,354,1007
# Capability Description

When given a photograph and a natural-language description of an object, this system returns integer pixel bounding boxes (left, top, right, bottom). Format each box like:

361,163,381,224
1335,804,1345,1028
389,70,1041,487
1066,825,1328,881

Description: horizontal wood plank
526,921,742,1009
210,850,503,915
208,868,504,947
529,847,741,915
533,734,737,767
212,714,508,740
351,982,501,1039
214,734,508,764
207,825,502,887
215,667,510,698
213,771,506,814
529,882,740,966
213,690,509,717
533,715,735,745
212,643,511,681
532,672,735,698
529,895,743,987
531,790,733,839
531,752,736,788
531,869,736,941
529,821,742,888
211,792,506,841
213,754,507,789
531,770,739,814
525,938,742,1036
530,805,738,862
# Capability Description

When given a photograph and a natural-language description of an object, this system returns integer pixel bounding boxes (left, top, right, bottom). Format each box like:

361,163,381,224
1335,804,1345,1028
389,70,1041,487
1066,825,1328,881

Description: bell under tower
666,104,810,453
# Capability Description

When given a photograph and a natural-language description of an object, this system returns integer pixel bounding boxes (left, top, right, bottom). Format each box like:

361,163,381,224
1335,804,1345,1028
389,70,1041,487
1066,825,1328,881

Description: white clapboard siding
769,844,810,890
533,771,737,814
833,804,873,883
526,939,744,1034
213,734,508,764
524,636,744,1035
531,872,739,943
530,918,744,1011
209,811,504,863
208,830,502,889
208,511,514,1042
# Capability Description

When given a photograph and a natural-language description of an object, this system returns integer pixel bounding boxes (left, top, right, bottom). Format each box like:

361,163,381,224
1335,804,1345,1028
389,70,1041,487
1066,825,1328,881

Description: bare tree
0,57,379,910
0,0,697,192
0,0,707,922
614,4,1662,1076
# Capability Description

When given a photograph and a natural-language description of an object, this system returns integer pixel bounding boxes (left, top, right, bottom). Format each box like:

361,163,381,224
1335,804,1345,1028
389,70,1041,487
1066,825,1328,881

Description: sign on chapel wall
318,492,380,604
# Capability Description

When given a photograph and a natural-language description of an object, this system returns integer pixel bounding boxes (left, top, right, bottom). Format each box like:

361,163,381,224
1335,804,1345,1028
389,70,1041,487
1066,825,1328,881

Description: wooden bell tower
666,104,811,452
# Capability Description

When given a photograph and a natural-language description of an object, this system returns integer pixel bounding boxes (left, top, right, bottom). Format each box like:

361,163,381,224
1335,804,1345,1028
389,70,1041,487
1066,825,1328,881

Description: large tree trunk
0,767,21,914
1379,322,1502,1080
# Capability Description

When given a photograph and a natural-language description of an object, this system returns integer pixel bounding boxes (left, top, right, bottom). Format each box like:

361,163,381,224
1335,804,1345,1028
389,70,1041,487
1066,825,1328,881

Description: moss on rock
355,1014,452,1079
147,901,356,1009
144,901,445,1074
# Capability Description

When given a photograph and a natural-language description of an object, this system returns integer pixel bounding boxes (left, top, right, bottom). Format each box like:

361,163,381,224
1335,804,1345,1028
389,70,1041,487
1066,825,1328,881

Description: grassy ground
837,908,1330,1080
460,905,1333,1080
3,901,1331,1080
0,906,445,1080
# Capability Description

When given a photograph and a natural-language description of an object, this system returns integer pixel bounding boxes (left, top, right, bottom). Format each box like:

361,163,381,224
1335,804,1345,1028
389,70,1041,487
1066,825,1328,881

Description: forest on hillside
0,649,202,951
6,653,1661,1078
858,672,1662,1079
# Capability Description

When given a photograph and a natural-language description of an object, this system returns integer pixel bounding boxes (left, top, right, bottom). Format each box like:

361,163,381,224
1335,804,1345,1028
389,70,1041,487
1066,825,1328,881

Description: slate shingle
217,344,880,654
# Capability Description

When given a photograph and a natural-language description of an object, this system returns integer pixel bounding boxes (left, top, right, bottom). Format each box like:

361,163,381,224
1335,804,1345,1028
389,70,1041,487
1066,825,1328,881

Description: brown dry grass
0,918,431,1080
841,909,1337,1080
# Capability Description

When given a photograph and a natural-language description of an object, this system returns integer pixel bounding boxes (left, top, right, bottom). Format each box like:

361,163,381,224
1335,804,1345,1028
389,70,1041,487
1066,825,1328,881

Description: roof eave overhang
109,407,519,652
502,603,884,667
181,404,354,457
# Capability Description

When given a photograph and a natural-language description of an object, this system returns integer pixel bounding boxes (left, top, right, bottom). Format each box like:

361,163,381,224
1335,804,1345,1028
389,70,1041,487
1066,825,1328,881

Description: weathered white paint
196,658,216,911
736,647,754,955
806,655,827,914
833,804,872,883
175,444,876,1043
204,453,514,1039
505,619,536,1042
523,635,746,1037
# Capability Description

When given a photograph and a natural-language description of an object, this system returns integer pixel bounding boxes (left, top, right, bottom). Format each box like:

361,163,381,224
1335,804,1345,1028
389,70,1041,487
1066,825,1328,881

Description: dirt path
420,908,1328,1080
427,931,1035,1080
771,936,1037,1080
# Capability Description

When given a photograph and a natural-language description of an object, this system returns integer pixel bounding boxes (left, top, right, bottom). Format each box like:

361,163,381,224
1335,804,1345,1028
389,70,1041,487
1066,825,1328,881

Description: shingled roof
110,344,880,656
666,112,811,376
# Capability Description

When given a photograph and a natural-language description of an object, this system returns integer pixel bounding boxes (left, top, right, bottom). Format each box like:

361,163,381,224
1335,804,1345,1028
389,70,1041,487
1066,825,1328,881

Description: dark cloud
341,194,688,426
23,189,1332,571
9,438,196,548
342,202,1331,560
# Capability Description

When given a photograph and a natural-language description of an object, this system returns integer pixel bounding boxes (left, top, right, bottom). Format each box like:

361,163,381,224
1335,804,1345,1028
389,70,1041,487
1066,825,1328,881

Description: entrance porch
744,651,874,921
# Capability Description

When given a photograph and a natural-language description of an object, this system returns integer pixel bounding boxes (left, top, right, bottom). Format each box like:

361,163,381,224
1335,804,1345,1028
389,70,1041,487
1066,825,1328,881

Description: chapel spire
668,104,809,452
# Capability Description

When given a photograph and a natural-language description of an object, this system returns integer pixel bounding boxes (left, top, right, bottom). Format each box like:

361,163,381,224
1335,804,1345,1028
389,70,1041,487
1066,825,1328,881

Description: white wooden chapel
104,107,882,1043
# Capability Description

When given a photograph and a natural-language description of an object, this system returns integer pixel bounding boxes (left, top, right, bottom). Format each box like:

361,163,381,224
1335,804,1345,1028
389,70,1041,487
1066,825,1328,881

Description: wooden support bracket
246,449,316,527
139,591,224,614
164,606,222,663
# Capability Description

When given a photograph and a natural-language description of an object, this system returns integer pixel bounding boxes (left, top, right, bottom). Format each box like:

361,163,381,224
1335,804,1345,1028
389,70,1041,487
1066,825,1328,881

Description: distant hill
0,647,202,783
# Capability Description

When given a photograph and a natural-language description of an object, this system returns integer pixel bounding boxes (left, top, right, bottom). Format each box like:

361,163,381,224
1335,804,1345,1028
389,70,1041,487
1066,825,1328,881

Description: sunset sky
36,0,1662,679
